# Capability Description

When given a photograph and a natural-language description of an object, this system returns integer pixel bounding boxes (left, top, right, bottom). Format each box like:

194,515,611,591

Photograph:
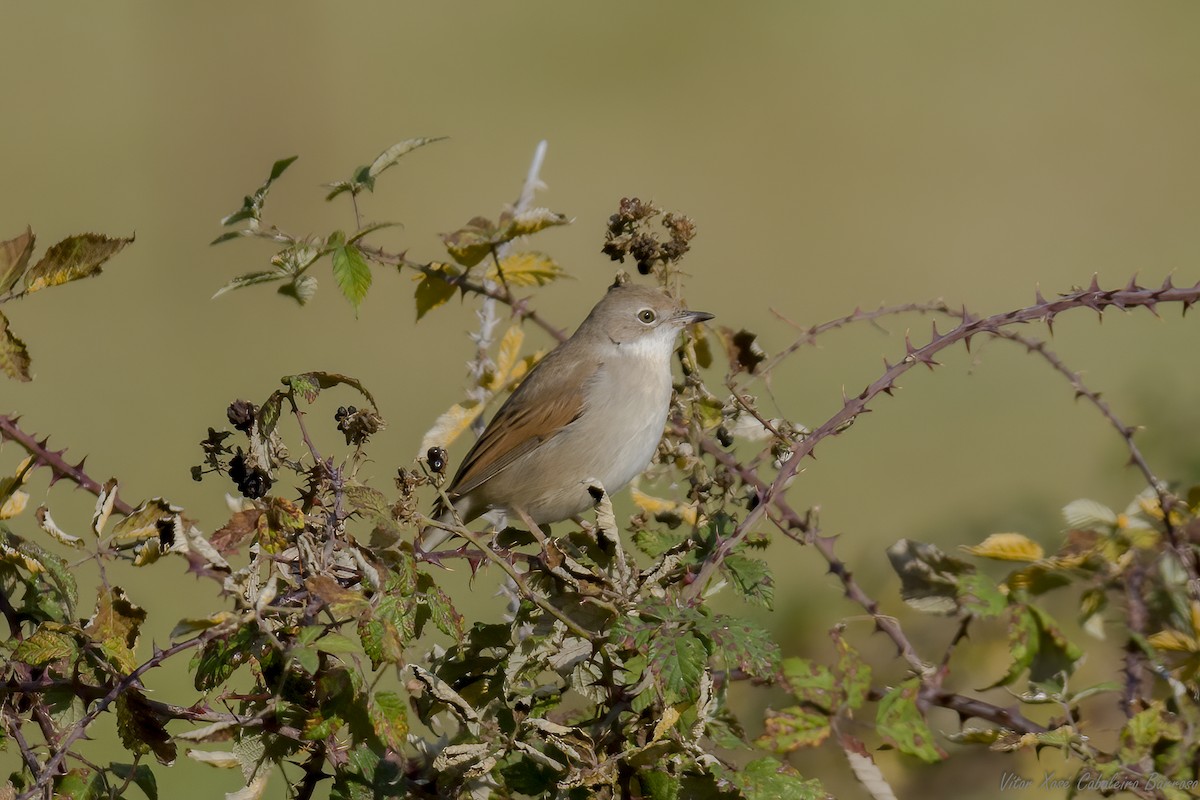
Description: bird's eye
637,309,656,324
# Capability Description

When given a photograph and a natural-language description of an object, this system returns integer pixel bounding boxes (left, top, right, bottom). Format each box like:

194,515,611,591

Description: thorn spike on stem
1161,275,1175,291
1035,287,1047,305
1124,274,1141,292
1088,274,1102,293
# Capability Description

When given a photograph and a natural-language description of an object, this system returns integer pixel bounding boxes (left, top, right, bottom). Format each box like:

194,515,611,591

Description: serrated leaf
876,678,945,763
756,706,832,752
13,624,77,666
703,616,779,679
488,251,563,287
332,243,371,309
722,554,773,608
711,758,826,800
650,630,707,703
23,233,132,293
419,399,484,455
367,136,446,179
426,585,464,642
212,270,288,299
780,658,836,709
0,309,31,381
963,532,1045,562
956,572,1008,619
0,226,35,295
368,690,408,751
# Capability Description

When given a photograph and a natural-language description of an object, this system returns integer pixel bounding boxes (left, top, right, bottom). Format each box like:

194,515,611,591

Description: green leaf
722,554,774,609
425,584,465,642
367,690,408,751
414,265,459,320
110,762,158,800
711,758,826,800
831,629,871,711
212,270,288,299
54,769,105,800
332,243,371,309
23,233,133,293
756,705,832,752
779,658,836,710
701,616,779,679
650,630,707,703
367,136,446,180
281,372,378,410
13,624,77,666
639,771,681,800
0,226,35,295
313,632,361,655
217,155,297,231
957,572,1008,619
0,309,32,381
876,678,945,763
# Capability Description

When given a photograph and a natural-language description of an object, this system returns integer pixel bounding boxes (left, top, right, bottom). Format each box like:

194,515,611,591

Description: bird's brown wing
444,346,595,505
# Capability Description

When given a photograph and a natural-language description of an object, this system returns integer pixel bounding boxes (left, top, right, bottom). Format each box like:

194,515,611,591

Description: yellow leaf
419,399,484,456
630,487,698,527
962,533,1044,562
37,507,84,548
23,232,133,293
1149,629,1199,653
488,325,524,391
0,490,27,519
488,251,563,287
652,705,682,742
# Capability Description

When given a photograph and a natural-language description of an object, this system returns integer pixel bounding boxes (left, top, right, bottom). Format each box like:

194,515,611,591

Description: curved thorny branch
685,276,1200,602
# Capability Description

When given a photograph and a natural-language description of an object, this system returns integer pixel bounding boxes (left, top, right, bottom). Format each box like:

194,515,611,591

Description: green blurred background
3,2,1200,797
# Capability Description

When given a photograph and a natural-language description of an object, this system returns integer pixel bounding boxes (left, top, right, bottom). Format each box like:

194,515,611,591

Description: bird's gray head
577,283,714,349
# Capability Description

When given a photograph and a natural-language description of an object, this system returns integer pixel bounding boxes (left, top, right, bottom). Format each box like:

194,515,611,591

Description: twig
685,278,1200,601
0,415,134,516
17,632,217,800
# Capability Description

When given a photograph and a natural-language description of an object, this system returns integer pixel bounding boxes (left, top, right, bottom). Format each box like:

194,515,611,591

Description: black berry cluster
228,451,272,499
426,446,447,474
226,400,257,433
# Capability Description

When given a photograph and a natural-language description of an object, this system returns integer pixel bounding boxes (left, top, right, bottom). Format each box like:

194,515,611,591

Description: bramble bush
3,139,1200,800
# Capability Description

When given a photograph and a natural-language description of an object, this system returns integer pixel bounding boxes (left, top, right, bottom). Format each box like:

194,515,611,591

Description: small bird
420,281,713,552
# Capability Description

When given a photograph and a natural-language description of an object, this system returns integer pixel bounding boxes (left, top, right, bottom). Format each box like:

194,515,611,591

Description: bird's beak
679,310,714,325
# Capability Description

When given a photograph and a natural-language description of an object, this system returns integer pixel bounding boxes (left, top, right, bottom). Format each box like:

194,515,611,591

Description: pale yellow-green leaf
652,704,682,742
0,310,32,382
630,487,699,526
108,498,180,547
419,399,484,456
1062,498,1117,531
367,136,447,179
23,232,133,293
1148,629,1199,653
0,226,35,295
0,490,27,520
37,507,84,548
962,533,1044,562
488,251,563,287
186,749,241,769
487,325,524,391
502,207,570,238
92,478,119,536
